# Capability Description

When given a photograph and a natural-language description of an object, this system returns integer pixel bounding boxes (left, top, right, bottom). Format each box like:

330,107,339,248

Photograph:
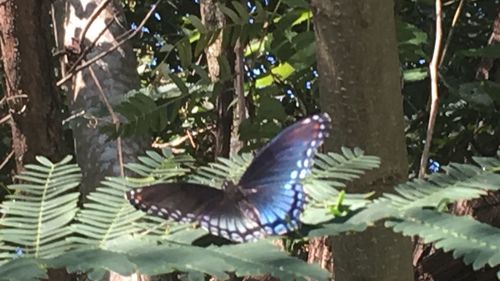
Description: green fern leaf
71,150,196,250
0,156,81,259
128,240,330,280
349,158,500,225
0,258,47,281
386,208,500,271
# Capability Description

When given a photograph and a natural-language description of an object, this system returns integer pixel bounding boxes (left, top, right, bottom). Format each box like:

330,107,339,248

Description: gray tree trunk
58,0,147,198
56,0,148,280
310,1,414,280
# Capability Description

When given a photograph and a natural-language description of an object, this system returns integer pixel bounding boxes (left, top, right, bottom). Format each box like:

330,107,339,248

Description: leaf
256,63,295,88
281,0,309,8
211,241,329,280
386,208,500,270
129,245,229,278
458,82,495,109
459,45,500,58
47,249,136,278
219,3,241,24
186,15,207,34
0,258,47,281
403,68,428,82
0,157,81,259
168,73,189,95
349,158,500,225
231,1,249,23
177,38,192,69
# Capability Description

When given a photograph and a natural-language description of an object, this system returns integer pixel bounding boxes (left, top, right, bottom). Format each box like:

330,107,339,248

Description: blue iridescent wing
126,113,331,242
236,113,331,236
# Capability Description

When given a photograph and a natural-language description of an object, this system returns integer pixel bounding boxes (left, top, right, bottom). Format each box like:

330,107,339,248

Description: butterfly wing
238,113,331,235
126,113,331,242
126,182,224,222
126,183,266,242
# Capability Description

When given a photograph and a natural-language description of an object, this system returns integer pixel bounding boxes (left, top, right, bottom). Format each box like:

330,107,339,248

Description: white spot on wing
290,170,298,179
301,118,311,124
299,169,307,179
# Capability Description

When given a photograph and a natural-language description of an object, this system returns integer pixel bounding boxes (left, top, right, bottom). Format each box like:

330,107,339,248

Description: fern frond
125,149,194,179
189,153,253,187
0,156,81,259
127,240,330,281
349,158,500,224
69,177,145,250
71,150,196,250
386,208,500,272
0,257,47,281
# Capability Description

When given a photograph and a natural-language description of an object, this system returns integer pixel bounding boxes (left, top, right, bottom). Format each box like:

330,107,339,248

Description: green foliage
347,155,500,278
386,208,500,271
0,156,81,260
1,149,500,279
349,156,500,225
0,151,343,280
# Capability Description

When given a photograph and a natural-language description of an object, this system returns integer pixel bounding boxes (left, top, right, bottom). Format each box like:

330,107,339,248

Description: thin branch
419,0,443,179
64,17,115,82
56,0,160,86
439,0,464,67
0,114,11,125
79,0,112,47
88,64,125,177
51,2,68,78
0,150,14,171
152,125,214,149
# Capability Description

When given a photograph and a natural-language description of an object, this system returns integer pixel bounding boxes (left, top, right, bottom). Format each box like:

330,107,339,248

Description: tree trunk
0,1,73,280
310,1,414,280
200,0,235,158
0,0,69,171
56,0,148,280
59,0,147,198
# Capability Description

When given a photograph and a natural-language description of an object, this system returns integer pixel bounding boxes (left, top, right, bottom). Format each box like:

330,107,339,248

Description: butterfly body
126,113,331,242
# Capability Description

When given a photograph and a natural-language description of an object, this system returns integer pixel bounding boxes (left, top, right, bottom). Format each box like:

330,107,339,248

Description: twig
0,150,14,171
0,114,11,125
418,0,443,179
51,2,68,78
88,65,125,177
152,125,214,149
56,0,160,86
64,17,115,83
79,0,112,47
439,0,464,67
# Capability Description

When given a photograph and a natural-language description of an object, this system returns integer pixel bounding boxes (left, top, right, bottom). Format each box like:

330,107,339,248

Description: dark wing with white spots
126,183,224,222
126,183,267,242
125,113,331,242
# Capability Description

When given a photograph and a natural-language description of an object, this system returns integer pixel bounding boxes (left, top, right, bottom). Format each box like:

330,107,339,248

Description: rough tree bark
0,1,73,280
0,0,69,171
200,0,235,158
58,0,147,198
310,1,414,280
55,0,148,280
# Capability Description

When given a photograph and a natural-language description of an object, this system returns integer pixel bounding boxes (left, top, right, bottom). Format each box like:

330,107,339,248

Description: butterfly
126,113,331,242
